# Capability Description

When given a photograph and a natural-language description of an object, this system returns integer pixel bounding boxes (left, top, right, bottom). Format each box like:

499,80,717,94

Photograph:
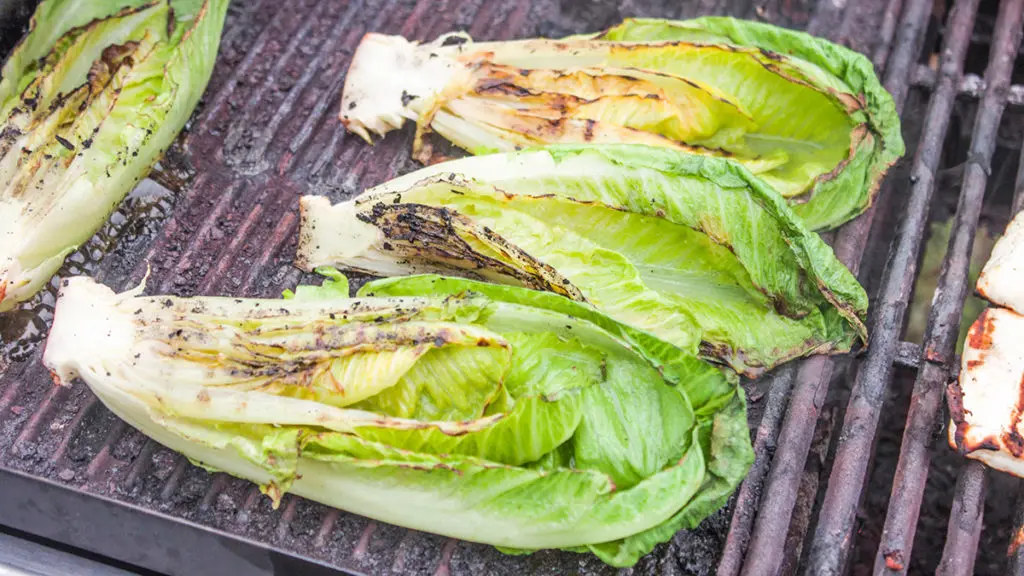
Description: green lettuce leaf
591,17,904,230
42,274,751,568
0,0,229,311
300,145,869,376
338,17,902,230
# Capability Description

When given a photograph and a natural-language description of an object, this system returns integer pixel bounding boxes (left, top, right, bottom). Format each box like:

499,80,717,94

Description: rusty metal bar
911,66,1024,106
716,364,798,576
198,473,232,513
1014,138,1024,216
84,420,127,480
740,356,833,576
47,396,99,465
873,0,906,70
736,0,933,572
274,497,300,542
809,0,1024,572
314,508,342,549
870,0,982,571
893,340,926,370
938,461,988,575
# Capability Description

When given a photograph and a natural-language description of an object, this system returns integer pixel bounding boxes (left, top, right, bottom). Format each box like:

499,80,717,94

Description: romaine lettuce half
0,0,229,311
42,272,752,568
297,145,868,377
338,17,903,230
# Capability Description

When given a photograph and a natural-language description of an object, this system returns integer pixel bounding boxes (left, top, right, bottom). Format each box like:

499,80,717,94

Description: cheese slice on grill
948,306,1024,475
977,210,1024,314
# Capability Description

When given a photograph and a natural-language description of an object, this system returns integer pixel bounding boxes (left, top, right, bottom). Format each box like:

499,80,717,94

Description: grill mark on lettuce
471,62,752,121
6,1,160,113
370,197,829,376
357,201,587,301
158,317,509,394
3,32,157,206
442,93,740,160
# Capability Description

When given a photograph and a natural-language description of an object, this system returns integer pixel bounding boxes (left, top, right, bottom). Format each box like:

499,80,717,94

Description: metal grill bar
938,461,988,574
873,0,906,69
869,0,983,570
729,1,933,573
716,364,797,576
808,0,1024,572
893,340,930,370
911,66,1024,106
879,2,1024,568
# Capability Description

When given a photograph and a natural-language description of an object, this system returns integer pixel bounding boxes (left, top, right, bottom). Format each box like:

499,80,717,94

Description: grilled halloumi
948,306,1024,475
977,210,1024,314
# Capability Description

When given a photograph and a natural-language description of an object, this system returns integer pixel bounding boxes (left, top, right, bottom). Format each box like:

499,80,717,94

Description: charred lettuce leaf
43,273,752,568
297,145,868,377
338,17,903,230
0,0,229,311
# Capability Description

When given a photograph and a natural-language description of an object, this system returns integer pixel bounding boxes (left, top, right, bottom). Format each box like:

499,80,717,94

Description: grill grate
869,0,985,569
873,1,1024,573
3,0,1024,574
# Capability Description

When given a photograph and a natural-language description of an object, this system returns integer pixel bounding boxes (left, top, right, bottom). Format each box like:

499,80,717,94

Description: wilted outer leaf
297,145,868,377
0,0,229,311
42,274,752,567
339,17,903,230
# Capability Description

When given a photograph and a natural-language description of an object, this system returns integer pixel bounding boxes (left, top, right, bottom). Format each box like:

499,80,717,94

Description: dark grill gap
2,0,1024,575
